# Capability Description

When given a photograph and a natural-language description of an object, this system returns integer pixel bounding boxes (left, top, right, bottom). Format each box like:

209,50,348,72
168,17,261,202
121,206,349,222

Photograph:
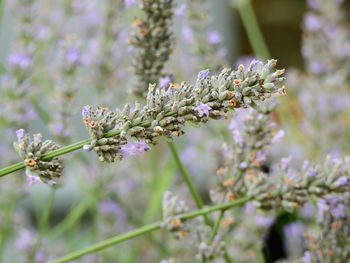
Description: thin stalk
167,142,210,223
49,197,250,263
235,0,270,59
209,210,225,243
48,198,93,241
0,200,16,262
39,188,56,235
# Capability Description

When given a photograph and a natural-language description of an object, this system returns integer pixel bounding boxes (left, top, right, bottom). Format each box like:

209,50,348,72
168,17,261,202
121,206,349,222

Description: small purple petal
82,106,90,118
16,129,26,141
83,145,91,151
197,69,210,80
194,103,212,117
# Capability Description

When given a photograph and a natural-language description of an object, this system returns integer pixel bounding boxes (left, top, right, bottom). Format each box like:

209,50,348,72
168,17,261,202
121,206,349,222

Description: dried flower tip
132,18,143,27
83,117,91,125
228,98,238,107
223,178,234,187
228,193,237,201
169,82,180,89
216,168,225,175
25,158,37,167
275,86,287,96
170,218,181,228
233,79,242,85
220,217,235,227
89,121,99,128
238,64,244,71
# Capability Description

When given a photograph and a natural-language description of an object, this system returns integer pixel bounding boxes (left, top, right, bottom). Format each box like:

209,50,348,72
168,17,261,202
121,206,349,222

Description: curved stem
234,0,270,59
49,197,250,263
39,188,56,235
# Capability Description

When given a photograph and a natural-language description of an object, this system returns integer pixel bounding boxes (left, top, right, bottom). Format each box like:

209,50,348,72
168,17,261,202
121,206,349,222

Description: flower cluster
13,129,63,185
82,60,285,162
161,191,190,238
130,0,174,96
296,194,350,263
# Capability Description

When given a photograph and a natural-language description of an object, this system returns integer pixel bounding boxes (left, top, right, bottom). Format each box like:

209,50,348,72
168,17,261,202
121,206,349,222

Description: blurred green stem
39,188,56,235
234,0,270,59
49,197,250,263
167,141,211,225
167,141,234,262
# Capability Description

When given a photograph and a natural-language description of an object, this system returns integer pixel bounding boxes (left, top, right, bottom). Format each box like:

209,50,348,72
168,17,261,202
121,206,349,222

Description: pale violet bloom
194,103,211,117
197,69,210,80
16,129,25,141
120,140,150,157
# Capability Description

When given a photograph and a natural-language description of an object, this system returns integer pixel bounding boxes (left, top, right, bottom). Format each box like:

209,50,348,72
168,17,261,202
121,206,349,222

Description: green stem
48,198,93,241
167,141,211,225
209,210,224,243
49,197,250,263
39,188,56,235
235,0,270,59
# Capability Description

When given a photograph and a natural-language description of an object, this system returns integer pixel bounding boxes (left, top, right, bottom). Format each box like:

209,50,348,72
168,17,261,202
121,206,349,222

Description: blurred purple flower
195,103,211,117
331,204,346,219
301,251,312,263
304,13,322,31
159,75,173,88
336,176,348,186
16,129,25,141
174,3,187,16
27,174,40,186
197,69,210,80
8,52,32,69
82,106,90,118
206,30,222,44
120,140,150,157
181,26,194,43
66,48,80,63
124,0,137,7
280,156,292,170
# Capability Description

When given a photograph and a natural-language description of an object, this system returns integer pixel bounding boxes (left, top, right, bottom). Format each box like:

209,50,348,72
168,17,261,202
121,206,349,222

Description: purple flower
181,26,194,43
174,3,187,16
336,176,348,186
27,174,40,186
232,130,243,144
271,130,285,143
66,48,80,63
317,199,328,211
119,140,150,157
159,75,173,88
206,30,222,44
124,0,137,7
304,13,322,32
7,52,32,69
82,106,90,118
254,214,275,228
33,133,42,143
83,145,91,151
194,103,212,117
307,169,318,177
331,204,347,219
35,250,46,262
197,69,210,80
280,156,292,170
16,129,25,141
301,251,312,263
